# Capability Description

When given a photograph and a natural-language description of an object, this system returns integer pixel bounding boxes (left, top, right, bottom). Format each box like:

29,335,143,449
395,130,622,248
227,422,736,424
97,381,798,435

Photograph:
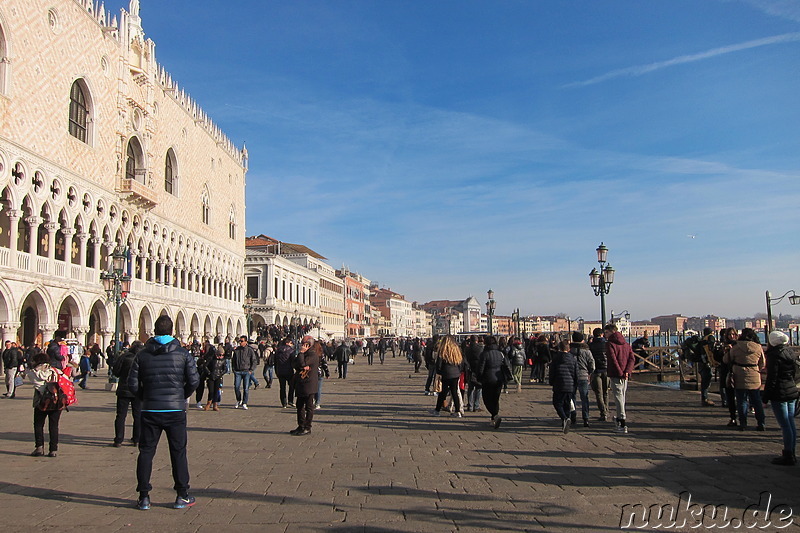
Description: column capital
25,215,41,226
75,232,88,241
44,222,60,233
60,227,76,236
5,209,21,219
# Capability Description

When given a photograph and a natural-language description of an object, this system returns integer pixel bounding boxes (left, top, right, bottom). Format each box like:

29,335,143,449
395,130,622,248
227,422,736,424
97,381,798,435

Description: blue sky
131,0,798,321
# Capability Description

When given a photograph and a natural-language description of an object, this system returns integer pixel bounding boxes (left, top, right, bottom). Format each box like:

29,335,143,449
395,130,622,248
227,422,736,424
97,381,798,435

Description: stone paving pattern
0,355,798,532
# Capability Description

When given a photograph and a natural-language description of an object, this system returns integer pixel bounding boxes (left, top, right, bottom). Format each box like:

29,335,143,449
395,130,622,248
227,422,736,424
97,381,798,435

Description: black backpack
37,380,70,412
681,335,702,363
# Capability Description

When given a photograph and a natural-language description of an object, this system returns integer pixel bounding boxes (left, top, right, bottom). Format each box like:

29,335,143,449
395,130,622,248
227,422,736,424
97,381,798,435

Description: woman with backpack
763,331,798,465
28,351,66,457
509,337,525,393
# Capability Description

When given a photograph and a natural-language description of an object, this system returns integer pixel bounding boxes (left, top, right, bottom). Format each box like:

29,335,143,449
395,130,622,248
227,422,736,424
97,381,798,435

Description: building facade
371,287,412,337
651,314,689,332
244,236,333,337
337,267,370,338
0,0,247,347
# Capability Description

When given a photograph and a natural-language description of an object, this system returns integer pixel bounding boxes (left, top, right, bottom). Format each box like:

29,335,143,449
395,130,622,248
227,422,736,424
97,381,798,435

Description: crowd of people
1,317,797,511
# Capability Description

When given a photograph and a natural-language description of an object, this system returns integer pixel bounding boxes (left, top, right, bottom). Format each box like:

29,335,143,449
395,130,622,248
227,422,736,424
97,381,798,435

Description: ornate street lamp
766,290,800,335
100,245,131,383
589,242,615,327
486,289,496,336
292,309,300,355
567,316,583,335
243,295,255,340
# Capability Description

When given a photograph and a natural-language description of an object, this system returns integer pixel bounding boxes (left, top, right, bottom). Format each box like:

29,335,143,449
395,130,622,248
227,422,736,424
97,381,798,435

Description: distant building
371,287,413,337
630,322,661,337
337,267,370,338
650,314,689,332
411,303,433,338
421,297,482,335
687,315,727,333
244,235,322,336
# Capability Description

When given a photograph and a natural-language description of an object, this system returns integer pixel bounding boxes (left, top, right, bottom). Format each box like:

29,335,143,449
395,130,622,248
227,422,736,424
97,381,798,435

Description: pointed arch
0,10,11,95
69,78,95,145
200,184,210,225
125,135,147,183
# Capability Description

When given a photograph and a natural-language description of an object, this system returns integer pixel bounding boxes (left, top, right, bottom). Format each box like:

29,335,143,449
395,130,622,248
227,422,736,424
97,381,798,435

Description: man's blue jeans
771,400,798,453
233,371,251,405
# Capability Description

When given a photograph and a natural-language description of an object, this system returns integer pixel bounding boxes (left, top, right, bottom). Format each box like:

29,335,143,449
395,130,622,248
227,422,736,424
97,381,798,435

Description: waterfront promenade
0,356,797,533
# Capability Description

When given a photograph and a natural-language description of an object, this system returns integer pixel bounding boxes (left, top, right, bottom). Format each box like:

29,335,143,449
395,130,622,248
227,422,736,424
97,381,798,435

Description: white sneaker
241,404,248,410
235,402,241,409
315,405,321,410
615,425,628,433
196,402,203,409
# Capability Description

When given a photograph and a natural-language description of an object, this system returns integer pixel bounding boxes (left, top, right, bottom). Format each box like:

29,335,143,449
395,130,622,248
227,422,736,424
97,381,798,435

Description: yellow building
0,1,247,347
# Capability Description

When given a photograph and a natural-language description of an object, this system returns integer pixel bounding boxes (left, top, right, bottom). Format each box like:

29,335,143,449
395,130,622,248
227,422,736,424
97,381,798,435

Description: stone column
25,216,40,255
61,228,75,272
90,237,102,270
73,327,89,348
0,322,20,344
40,324,58,346
5,209,21,260
75,232,88,267
44,222,59,261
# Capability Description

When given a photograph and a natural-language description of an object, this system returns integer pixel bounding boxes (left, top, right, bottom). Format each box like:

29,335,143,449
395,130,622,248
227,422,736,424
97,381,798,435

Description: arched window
69,80,91,143
201,192,210,225
165,149,176,195
126,138,144,182
228,205,236,239
0,22,8,95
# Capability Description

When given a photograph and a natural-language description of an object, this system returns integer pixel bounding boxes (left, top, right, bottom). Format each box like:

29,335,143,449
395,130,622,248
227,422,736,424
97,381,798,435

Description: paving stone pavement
1,355,798,533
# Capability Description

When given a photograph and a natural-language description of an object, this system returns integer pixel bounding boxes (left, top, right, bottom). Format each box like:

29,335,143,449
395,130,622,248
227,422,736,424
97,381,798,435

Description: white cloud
563,32,800,88
739,0,800,23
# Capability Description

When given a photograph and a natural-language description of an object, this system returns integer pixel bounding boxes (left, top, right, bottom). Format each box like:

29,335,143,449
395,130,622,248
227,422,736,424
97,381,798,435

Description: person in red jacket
604,324,635,433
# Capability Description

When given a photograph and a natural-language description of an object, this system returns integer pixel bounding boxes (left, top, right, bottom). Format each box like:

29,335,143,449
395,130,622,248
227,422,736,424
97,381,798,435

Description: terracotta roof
245,234,326,260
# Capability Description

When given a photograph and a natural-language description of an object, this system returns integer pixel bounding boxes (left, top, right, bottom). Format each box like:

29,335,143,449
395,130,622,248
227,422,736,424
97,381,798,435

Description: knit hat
571,331,584,343
768,330,789,346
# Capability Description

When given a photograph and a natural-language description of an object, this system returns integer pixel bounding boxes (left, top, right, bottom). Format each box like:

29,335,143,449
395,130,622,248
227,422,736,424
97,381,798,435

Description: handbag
14,371,24,388
500,363,513,384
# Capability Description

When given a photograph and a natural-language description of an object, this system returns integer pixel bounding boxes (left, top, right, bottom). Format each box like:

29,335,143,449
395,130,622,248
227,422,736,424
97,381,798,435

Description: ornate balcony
119,171,158,209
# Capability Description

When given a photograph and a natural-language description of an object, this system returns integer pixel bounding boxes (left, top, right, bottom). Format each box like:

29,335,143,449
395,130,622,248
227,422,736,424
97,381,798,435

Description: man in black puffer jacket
128,315,199,512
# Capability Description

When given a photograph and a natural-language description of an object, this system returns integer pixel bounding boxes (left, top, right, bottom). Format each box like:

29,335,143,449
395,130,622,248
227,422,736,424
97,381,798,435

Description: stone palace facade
0,0,248,347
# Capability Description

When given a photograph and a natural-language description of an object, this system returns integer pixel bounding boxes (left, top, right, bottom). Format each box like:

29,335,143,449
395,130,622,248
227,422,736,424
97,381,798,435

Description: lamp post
292,309,300,355
766,290,800,335
243,295,255,340
589,242,615,327
567,316,583,335
100,245,131,383
486,289,496,336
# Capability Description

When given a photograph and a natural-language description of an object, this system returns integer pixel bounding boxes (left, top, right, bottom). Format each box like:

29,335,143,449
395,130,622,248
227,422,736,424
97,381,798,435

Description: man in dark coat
291,335,321,436
46,332,66,370
3,341,22,398
112,340,142,446
128,315,199,511
550,340,578,434
231,335,258,409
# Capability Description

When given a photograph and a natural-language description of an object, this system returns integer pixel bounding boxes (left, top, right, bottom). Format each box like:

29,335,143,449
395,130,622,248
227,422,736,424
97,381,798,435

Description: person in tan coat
724,328,766,430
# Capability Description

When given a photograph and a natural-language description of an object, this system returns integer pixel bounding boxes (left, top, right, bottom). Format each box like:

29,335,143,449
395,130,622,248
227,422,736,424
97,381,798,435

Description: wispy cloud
563,32,800,88
739,0,800,23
